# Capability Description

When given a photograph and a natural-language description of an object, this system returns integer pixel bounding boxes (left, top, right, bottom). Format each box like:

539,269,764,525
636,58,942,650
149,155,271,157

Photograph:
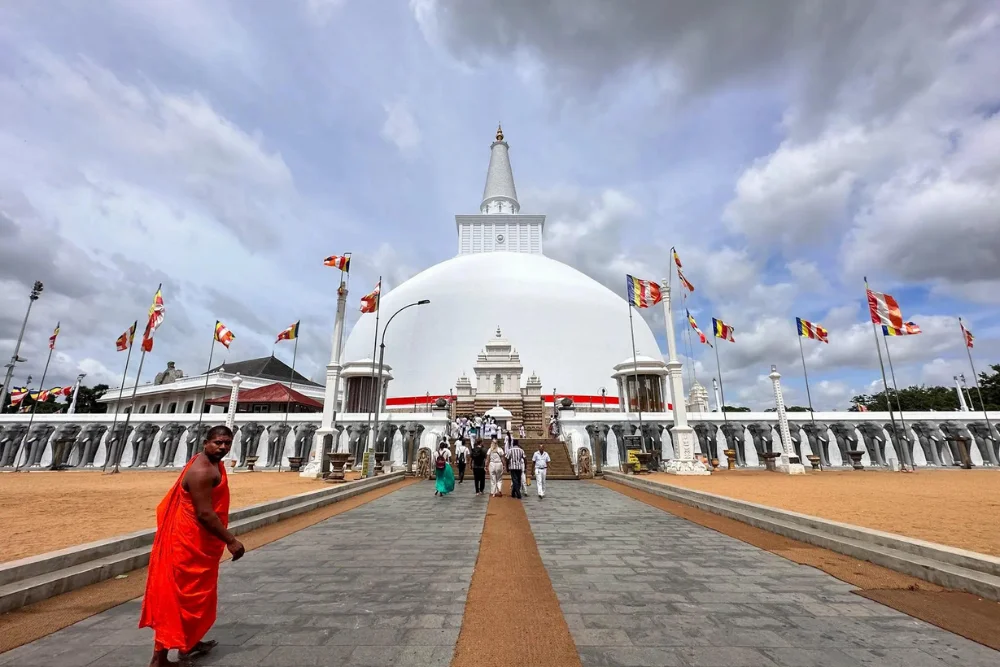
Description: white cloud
380,100,422,154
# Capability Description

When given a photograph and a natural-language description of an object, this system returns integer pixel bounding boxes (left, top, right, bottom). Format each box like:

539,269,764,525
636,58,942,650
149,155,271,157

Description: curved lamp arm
380,299,431,346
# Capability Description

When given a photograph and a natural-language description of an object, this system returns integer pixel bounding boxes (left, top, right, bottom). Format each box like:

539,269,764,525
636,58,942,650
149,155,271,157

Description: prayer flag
687,310,712,347
276,321,299,343
360,280,381,314
796,317,829,343
625,275,662,308
48,322,60,350
141,288,165,353
117,321,137,351
677,268,694,293
866,284,903,328
882,322,922,336
712,318,735,342
323,254,351,272
214,321,235,349
9,387,28,405
672,247,683,269
59,386,73,397
960,320,974,349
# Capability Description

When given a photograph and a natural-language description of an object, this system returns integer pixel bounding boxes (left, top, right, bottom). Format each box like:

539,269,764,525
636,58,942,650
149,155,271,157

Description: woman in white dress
487,440,505,497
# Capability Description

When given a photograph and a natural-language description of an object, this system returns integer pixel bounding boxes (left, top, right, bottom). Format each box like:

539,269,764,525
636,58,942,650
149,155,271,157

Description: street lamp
1,281,43,412
368,299,430,477
67,373,87,414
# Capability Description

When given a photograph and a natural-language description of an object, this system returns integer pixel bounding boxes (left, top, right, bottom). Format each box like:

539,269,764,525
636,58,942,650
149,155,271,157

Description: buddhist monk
140,425,245,667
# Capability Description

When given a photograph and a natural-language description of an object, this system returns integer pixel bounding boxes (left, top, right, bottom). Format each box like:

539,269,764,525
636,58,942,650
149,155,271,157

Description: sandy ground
645,469,1000,557
0,469,362,563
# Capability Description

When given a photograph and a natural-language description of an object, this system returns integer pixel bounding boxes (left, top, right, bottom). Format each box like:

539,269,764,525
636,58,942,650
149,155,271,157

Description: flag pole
960,317,995,450
364,276,382,474
196,332,217,431
112,283,160,474
713,338,729,426
881,334,911,470
13,339,55,472
865,277,900,465
627,304,646,456
102,324,135,472
278,334,299,473
797,334,817,427
682,293,696,386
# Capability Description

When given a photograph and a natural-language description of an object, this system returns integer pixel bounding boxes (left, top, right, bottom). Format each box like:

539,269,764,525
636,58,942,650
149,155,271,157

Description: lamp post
67,373,87,414
600,387,606,412
368,299,430,478
1,281,43,412
769,364,805,475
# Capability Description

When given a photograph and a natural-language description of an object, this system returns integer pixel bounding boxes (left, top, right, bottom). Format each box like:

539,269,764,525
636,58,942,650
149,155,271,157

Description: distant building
205,383,322,414
98,355,324,415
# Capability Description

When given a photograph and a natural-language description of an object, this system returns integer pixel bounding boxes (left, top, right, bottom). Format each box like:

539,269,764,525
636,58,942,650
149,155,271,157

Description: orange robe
139,458,230,652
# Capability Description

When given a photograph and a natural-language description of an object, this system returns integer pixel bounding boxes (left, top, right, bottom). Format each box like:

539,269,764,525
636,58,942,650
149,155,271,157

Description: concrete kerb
603,471,1000,602
0,471,405,614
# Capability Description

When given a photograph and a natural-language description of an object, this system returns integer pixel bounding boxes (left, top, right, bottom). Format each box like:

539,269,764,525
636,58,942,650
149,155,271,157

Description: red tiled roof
207,382,322,408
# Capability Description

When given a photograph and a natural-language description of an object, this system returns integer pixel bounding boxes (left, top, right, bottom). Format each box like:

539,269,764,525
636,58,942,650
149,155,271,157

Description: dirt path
451,496,581,667
599,479,1000,651
0,477,415,654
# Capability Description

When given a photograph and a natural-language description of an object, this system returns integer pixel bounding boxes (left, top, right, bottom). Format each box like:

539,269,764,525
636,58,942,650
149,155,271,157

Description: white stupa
341,125,661,407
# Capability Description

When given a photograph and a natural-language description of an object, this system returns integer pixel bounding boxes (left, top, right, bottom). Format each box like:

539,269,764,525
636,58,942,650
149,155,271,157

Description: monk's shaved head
205,425,233,442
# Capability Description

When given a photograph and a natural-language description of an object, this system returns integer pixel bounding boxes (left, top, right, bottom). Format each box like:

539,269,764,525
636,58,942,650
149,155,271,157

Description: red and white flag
323,254,351,272
49,323,60,350
866,285,903,328
960,319,974,349
215,320,235,349
141,288,165,353
360,280,381,314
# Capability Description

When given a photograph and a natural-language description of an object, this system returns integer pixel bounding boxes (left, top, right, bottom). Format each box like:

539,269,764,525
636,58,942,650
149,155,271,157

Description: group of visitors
432,433,550,500
452,414,529,448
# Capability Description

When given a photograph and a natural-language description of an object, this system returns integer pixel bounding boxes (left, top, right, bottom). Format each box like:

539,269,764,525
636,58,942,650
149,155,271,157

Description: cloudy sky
1,0,998,409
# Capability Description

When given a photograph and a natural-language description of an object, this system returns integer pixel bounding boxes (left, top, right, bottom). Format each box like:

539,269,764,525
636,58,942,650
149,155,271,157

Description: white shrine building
339,126,669,417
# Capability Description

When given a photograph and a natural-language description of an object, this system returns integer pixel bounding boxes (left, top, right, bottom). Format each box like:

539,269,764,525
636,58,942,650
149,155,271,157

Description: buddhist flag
960,319,974,349
9,387,28,406
712,318,735,343
672,247,683,269
48,322,60,350
323,254,351,272
687,310,712,347
117,321,137,351
141,288,165,353
59,386,73,397
882,322,922,336
796,317,829,343
360,280,381,314
626,275,662,308
865,281,903,328
214,320,235,349
276,321,299,343
677,268,695,293
37,387,62,402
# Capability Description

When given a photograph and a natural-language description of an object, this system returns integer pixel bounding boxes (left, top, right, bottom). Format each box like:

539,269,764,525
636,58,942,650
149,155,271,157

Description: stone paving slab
523,482,1000,667
0,482,484,667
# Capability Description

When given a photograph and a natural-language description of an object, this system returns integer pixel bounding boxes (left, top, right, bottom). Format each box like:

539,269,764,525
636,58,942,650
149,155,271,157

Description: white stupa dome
341,125,662,405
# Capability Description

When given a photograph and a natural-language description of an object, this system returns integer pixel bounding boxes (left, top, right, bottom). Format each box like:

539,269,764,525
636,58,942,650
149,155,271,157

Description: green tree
68,384,109,413
973,364,1000,410
721,405,751,412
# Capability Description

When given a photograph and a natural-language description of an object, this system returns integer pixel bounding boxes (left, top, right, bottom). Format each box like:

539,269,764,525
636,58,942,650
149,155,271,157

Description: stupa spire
480,123,520,214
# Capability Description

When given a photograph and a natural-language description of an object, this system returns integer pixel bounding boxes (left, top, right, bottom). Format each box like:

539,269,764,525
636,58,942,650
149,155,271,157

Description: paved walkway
0,484,487,667
524,482,999,667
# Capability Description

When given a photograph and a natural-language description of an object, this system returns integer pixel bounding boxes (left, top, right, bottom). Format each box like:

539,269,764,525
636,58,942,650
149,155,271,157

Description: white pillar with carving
225,373,242,431
769,365,805,475
660,281,709,475
302,281,349,478
954,376,970,411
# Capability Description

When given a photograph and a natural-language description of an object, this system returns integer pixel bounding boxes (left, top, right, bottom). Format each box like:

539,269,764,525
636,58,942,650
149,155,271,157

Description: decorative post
660,281,709,475
303,281,349,478
67,373,86,414
225,374,242,431
769,365,805,475
954,376,970,411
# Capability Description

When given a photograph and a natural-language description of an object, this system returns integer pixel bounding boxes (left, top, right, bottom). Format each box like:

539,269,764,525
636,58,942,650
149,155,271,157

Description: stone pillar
660,281,709,475
955,376,970,411
225,374,242,431
303,281,349,478
769,365,805,475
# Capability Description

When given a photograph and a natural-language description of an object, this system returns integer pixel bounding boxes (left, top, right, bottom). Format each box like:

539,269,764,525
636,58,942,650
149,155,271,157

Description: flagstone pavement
1,481,998,667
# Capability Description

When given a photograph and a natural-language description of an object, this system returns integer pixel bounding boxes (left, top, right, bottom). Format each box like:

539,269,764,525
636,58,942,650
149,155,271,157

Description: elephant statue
266,423,292,467
183,423,211,461
104,423,135,468
966,421,999,466
801,422,831,467
642,423,665,470
773,422,803,461
856,422,888,467
910,421,945,466
294,423,319,460
155,423,187,467
402,422,419,468
0,424,29,466
374,423,397,455
746,423,774,462
719,423,747,466
693,422,719,460
939,421,974,466
348,424,370,467
129,423,160,467
610,423,635,469
828,422,859,465
75,423,109,467
585,423,611,472
883,422,915,469
49,423,82,469
26,424,57,467
236,422,265,466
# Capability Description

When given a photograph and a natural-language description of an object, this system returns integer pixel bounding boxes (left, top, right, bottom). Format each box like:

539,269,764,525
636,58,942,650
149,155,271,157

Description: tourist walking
532,443,551,499
518,423,526,439
454,438,470,484
487,440,505,497
471,441,487,495
140,425,245,667
434,440,455,497
506,439,525,499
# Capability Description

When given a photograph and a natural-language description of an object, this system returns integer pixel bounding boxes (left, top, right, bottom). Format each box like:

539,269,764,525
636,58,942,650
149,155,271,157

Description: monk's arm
186,466,243,557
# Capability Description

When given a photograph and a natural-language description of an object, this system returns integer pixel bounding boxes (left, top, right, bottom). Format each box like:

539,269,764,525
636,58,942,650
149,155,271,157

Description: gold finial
495,123,504,142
